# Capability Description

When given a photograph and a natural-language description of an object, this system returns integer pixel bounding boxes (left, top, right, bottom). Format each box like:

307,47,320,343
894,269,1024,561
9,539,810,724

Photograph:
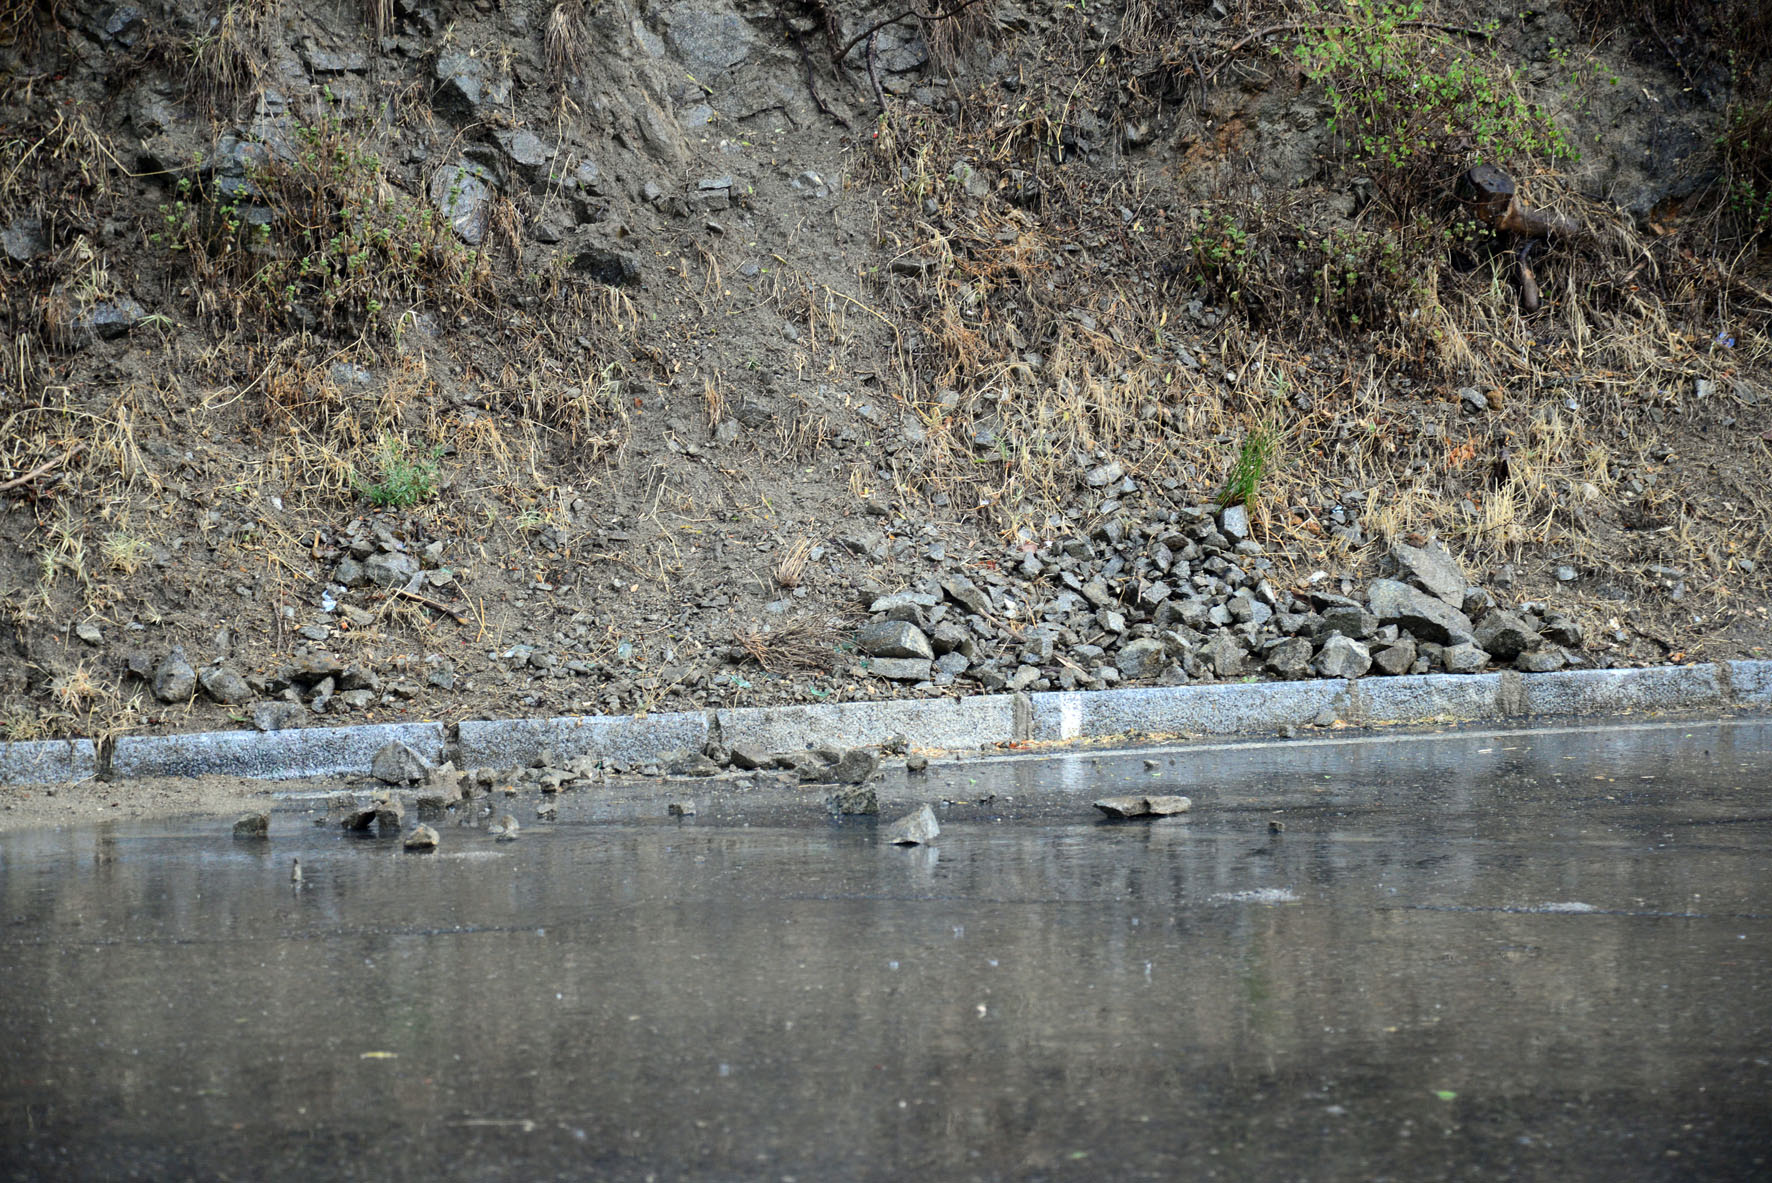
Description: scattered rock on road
885,803,940,845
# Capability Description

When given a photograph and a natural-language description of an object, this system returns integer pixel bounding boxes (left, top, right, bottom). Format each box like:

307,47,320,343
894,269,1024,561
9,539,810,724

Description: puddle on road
3,720,1771,1180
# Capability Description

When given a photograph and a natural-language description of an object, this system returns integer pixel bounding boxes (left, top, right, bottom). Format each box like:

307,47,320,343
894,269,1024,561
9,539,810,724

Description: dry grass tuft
364,0,393,39
775,537,815,589
730,616,843,674
544,1,587,82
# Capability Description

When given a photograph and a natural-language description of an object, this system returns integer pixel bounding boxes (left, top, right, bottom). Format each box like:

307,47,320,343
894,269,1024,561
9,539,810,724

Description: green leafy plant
1189,209,1251,296
1293,2,1573,210
1721,95,1772,240
1217,427,1279,509
354,437,442,507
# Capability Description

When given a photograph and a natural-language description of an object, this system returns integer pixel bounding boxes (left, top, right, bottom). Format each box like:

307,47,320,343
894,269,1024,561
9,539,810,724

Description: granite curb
2,660,1768,785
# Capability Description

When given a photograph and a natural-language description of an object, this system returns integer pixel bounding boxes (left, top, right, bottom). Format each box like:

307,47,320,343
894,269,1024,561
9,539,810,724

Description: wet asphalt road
2,718,1769,1180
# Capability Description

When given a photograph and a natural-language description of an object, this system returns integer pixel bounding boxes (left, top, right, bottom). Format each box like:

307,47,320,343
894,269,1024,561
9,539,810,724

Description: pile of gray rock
851,507,1585,693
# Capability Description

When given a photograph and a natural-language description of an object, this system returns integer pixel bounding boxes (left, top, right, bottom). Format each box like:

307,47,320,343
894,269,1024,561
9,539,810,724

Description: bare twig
834,0,997,64
388,586,470,624
866,29,886,110
0,441,85,493
1220,18,1493,60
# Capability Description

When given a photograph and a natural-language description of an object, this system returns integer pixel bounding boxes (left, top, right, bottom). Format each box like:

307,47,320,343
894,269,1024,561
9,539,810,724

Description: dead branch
388,586,470,624
834,0,997,65
0,441,85,493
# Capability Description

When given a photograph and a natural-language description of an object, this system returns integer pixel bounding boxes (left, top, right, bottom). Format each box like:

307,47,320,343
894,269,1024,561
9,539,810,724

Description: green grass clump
354,437,442,507
1217,428,1279,509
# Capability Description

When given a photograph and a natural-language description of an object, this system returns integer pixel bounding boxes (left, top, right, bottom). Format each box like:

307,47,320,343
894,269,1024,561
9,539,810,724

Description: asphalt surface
2,719,1769,1180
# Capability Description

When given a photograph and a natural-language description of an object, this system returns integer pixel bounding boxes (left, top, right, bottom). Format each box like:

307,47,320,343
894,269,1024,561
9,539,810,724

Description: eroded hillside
1,0,1767,743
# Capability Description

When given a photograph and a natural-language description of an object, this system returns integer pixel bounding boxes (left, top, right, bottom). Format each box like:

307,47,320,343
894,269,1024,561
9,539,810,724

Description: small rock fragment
338,802,378,831
826,784,879,815
231,812,270,839
1144,795,1192,816
728,744,773,770
373,794,405,834
885,803,940,845
152,649,196,703
1093,795,1192,818
403,824,440,851
491,813,521,841
667,799,696,817
253,701,307,732
855,619,935,660
199,664,252,705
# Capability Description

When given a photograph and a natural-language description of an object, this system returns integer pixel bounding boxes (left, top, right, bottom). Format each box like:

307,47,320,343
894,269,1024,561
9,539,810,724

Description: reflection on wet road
3,720,1769,1180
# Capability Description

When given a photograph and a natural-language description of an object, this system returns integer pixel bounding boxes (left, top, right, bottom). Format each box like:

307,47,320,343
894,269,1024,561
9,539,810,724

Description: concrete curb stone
457,710,709,770
4,660,1770,785
715,696,1017,755
1028,681,1346,743
0,738,99,784
1728,660,1772,707
109,722,446,781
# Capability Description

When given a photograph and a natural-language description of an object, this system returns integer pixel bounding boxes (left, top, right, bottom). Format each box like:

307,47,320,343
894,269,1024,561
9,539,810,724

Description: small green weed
354,437,442,507
1720,95,1772,239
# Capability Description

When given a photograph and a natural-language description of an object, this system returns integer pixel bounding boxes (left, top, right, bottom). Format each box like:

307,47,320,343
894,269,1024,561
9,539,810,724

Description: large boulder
1367,579,1475,646
1473,610,1541,661
1389,540,1468,607
855,620,934,660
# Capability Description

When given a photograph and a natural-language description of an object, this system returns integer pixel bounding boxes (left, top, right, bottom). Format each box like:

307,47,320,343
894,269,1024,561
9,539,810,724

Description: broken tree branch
0,441,85,493
834,0,997,65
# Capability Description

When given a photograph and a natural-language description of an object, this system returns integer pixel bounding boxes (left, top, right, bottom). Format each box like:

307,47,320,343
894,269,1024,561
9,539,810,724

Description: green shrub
1293,2,1573,210
151,113,489,339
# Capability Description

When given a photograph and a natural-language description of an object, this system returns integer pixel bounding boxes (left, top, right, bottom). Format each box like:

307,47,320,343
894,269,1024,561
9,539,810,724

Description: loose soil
2,0,1769,748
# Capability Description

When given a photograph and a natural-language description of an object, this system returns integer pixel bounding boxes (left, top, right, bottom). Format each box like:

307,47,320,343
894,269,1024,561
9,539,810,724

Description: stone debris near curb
6,660,1770,791
371,741,432,785
667,799,697,817
231,812,270,839
826,784,879,816
1094,795,1192,818
798,747,880,785
837,503,1611,697
885,803,940,845
337,801,378,831
372,793,404,835
403,824,439,851
491,813,520,841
